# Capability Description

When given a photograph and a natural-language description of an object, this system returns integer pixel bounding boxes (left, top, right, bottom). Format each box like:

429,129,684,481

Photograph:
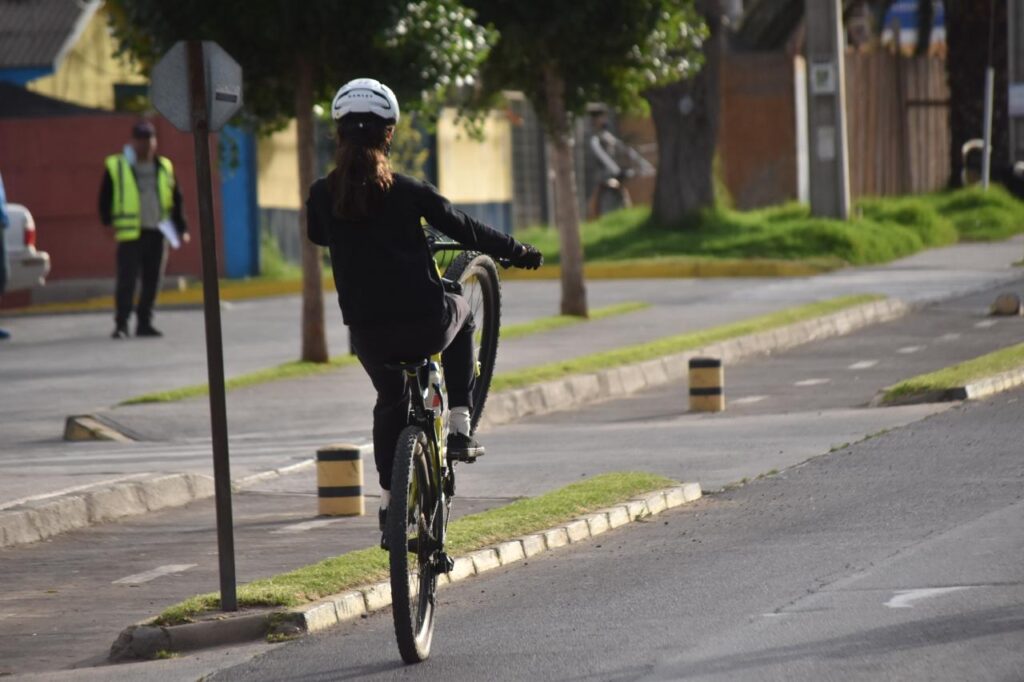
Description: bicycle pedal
407,537,419,554
434,552,455,573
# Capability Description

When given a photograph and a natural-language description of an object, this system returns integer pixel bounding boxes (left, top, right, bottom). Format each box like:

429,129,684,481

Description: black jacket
307,173,519,328
98,154,188,235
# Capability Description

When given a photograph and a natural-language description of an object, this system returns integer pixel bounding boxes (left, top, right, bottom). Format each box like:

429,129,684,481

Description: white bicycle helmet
331,78,400,124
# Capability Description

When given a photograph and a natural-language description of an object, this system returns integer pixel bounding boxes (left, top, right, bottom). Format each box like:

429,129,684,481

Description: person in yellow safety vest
99,120,189,339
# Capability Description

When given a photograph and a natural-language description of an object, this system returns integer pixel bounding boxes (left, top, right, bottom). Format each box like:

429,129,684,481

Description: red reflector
24,225,36,248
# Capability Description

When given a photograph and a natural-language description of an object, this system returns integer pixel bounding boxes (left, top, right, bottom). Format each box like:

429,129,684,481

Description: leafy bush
517,185,1024,267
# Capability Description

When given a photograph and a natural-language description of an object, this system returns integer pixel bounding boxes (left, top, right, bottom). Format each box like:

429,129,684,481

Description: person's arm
98,169,113,227
306,179,330,247
417,180,518,259
417,180,542,269
590,133,621,176
171,178,188,236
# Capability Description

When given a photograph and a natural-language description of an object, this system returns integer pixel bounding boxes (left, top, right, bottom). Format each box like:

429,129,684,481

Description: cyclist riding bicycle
305,78,543,537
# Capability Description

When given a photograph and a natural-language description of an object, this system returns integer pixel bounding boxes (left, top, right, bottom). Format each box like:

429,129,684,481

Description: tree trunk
295,56,328,363
946,0,1009,186
644,0,722,227
542,64,588,317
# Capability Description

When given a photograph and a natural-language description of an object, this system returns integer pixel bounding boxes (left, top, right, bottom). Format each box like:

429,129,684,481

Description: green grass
501,301,649,340
924,185,1024,241
516,186,1024,268
154,471,674,625
119,302,650,405
490,294,883,392
119,355,362,405
881,342,1024,403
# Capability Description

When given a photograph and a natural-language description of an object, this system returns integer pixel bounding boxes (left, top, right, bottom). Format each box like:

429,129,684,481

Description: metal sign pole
187,39,237,612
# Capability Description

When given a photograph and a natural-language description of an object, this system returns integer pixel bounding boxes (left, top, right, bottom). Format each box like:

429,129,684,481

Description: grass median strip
881,342,1024,403
501,301,649,340
491,294,884,393
154,471,674,625
118,302,650,405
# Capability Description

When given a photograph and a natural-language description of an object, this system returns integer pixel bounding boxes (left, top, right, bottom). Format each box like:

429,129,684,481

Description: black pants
115,230,166,328
350,294,476,490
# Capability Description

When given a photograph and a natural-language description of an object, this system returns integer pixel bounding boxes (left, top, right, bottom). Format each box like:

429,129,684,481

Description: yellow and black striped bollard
317,444,364,516
689,357,724,412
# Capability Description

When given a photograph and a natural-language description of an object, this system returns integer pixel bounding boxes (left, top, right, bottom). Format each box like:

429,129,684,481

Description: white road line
271,518,346,534
732,396,768,405
113,564,197,585
848,360,878,370
794,378,830,387
975,319,998,329
884,587,971,609
897,345,925,354
938,333,961,342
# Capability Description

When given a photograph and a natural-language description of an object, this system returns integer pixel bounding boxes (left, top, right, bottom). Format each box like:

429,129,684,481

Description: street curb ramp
108,482,703,661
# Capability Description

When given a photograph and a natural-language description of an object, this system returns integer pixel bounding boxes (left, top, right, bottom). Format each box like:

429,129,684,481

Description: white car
4,203,50,291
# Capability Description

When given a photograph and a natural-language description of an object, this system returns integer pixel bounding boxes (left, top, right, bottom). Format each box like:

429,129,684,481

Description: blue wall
0,68,52,85
219,125,260,278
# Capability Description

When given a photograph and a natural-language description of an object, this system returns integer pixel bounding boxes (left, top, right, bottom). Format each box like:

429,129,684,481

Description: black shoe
447,432,485,462
111,326,129,339
135,324,163,338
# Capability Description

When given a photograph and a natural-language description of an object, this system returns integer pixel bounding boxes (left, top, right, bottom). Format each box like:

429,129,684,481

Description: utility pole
1010,0,1024,168
804,0,851,219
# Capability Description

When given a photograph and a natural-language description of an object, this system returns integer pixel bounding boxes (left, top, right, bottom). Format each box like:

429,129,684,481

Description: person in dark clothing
99,120,189,339
306,78,542,529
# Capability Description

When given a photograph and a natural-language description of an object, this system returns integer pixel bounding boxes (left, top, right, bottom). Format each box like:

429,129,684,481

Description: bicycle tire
443,252,501,433
387,425,438,663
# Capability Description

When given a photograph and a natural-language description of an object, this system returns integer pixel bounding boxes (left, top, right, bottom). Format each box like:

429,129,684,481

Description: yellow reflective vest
104,154,175,242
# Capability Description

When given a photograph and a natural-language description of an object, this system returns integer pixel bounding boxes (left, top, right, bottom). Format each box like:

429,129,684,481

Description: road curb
0,451,339,550
478,298,909,429
108,481,703,661
0,473,214,549
872,365,1024,406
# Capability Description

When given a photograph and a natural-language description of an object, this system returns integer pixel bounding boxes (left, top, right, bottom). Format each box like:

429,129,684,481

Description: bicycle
385,229,503,663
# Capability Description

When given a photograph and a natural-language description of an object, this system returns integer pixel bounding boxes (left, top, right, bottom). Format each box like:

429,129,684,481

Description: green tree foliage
106,0,491,132
106,0,493,361
463,0,705,316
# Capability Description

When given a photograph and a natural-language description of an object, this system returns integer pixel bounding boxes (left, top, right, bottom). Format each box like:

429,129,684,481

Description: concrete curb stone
873,365,1024,406
108,483,703,659
0,472,215,549
1,447,365,550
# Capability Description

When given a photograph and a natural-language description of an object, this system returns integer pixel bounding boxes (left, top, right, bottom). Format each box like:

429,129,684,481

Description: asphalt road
210,388,1024,682
2,287,1021,676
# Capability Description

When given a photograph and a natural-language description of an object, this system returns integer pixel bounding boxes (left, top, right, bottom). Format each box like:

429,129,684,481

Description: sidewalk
1,237,1022,511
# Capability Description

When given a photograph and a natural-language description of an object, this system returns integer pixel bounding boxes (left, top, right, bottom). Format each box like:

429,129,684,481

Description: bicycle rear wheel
443,252,501,433
387,425,439,663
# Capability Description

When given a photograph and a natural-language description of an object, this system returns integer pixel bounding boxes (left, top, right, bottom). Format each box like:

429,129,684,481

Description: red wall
0,114,223,280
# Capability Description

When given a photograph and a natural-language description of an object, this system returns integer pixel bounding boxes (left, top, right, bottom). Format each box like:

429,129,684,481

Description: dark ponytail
330,113,395,220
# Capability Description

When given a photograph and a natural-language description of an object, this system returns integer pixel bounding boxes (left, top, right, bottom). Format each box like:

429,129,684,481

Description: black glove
510,243,544,270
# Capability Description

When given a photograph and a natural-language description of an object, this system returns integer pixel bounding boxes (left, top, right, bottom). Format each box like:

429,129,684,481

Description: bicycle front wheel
444,252,501,433
387,425,439,663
